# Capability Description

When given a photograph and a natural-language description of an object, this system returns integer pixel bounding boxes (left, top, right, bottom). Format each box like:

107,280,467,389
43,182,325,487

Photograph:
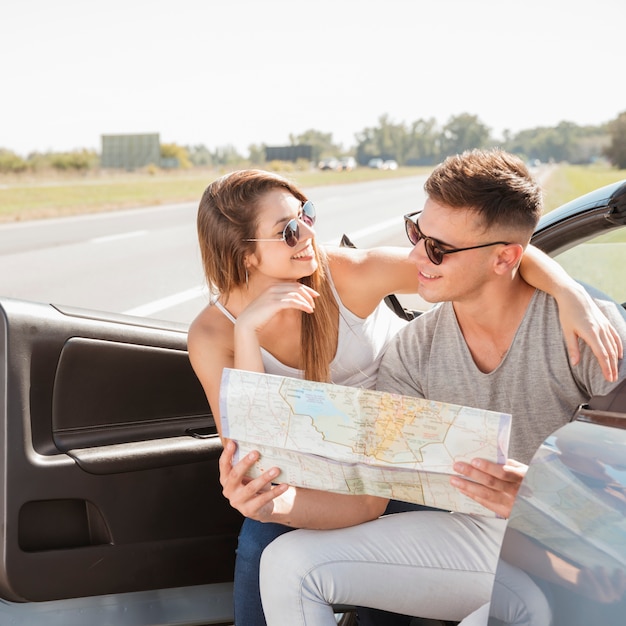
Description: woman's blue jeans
233,500,428,626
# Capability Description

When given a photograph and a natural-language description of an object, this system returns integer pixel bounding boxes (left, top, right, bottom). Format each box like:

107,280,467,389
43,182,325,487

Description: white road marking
91,230,147,243
124,285,208,316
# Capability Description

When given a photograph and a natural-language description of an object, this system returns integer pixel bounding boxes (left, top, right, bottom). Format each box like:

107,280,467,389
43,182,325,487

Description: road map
220,368,512,516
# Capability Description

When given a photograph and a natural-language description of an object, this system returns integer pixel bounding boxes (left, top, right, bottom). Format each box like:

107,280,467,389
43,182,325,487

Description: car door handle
66,435,223,475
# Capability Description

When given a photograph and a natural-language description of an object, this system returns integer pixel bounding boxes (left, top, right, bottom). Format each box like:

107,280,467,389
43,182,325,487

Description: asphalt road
2,176,429,324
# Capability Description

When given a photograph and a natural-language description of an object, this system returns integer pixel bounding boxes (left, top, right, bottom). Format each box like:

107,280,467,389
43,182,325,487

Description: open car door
0,297,242,625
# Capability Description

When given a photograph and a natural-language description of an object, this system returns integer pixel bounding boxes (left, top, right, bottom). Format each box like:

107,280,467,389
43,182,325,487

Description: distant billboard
101,133,160,170
265,145,313,163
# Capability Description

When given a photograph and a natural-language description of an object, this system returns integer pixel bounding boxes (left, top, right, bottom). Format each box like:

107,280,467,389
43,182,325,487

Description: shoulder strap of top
213,300,236,324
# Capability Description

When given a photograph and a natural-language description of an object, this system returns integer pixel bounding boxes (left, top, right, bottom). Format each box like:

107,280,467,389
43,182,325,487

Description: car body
339,156,357,171
488,379,626,626
318,157,340,171
0,179,625,625
368,157,384,169
382,159,398,170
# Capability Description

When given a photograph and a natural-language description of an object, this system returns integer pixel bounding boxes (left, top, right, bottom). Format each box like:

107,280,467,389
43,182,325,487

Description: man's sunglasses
403,211,510,265
245,200,316,248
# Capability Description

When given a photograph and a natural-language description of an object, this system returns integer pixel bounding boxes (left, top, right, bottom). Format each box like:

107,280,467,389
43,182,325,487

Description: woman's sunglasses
245,200,316,248
403,211,510,265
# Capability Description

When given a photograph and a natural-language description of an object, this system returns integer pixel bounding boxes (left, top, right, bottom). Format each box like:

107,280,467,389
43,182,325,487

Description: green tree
569,129,610,164
212,144,245,166
187,144,214,167
543,122,579,163
49,150,98,171
288,129,339,163
248,143,266,165
0,149,28,173
505,122,609,164
405,118,439,165
605,111,626,169
439,113,490,157
354,114,409,164
375,114,407,162
161,143,192,169
354,126,379,164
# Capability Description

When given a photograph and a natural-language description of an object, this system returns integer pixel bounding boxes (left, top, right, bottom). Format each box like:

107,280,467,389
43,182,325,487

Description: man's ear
493,244,524,275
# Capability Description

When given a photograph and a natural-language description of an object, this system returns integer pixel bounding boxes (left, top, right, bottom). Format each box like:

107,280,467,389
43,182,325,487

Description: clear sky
2,0,624,157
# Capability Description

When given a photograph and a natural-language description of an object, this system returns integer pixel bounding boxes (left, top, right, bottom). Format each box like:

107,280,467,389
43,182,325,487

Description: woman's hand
556,283,623,382
237,282,319,334
233,282,319,372
219,440,289,522
451,458,527,518
518,245,623,382
218,440,388,528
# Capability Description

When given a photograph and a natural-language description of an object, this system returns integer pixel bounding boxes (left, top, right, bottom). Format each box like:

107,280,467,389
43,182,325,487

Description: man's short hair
424,149,543,237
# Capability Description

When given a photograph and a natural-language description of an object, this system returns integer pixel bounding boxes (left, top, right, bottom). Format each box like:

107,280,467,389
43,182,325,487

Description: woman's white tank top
213,273,406,389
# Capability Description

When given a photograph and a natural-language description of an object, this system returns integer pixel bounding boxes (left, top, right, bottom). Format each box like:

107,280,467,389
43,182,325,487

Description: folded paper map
220,368,511,516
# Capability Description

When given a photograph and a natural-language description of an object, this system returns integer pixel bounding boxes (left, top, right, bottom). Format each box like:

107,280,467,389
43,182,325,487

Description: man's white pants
260,510,506,625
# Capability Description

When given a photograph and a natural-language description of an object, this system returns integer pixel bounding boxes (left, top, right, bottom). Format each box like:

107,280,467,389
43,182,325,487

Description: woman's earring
245,267,249,288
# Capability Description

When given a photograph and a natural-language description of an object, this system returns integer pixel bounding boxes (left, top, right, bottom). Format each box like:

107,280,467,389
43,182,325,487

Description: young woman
188,169,621,626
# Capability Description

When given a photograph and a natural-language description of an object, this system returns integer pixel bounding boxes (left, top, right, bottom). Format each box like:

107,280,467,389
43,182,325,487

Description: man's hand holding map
220,368,511,516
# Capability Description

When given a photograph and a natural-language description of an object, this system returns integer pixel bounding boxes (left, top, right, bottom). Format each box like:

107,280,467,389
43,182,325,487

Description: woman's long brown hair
197,169,338,382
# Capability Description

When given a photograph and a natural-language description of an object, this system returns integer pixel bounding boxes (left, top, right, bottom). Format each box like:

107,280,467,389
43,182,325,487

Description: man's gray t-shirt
377,289,626,464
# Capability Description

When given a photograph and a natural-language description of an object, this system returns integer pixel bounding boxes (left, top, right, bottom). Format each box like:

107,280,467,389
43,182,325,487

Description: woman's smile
291,243,315,260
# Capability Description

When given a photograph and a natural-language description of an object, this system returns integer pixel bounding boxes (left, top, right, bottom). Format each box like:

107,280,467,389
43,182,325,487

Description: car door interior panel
0,297,242,603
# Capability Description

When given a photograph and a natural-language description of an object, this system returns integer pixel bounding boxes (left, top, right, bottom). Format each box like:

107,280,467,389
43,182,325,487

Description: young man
257,149,626,625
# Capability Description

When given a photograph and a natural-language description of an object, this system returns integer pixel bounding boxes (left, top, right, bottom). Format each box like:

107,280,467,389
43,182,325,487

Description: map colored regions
220,369,511,516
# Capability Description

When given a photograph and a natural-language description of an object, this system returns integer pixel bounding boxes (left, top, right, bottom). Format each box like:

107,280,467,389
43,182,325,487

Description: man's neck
453,279,536,373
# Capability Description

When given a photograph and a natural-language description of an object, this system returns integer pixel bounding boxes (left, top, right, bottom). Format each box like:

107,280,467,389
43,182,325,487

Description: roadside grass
542,164,626,212
1,163,624,224
0,166,425,222
0,169,215,222
541,164,626,304
542,163,626,245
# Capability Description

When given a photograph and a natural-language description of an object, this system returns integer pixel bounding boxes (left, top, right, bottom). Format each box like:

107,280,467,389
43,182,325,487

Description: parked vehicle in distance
339,156,357,171
382,159,398,170
318,157,340,171
368,157,384,169
0,179,625,625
